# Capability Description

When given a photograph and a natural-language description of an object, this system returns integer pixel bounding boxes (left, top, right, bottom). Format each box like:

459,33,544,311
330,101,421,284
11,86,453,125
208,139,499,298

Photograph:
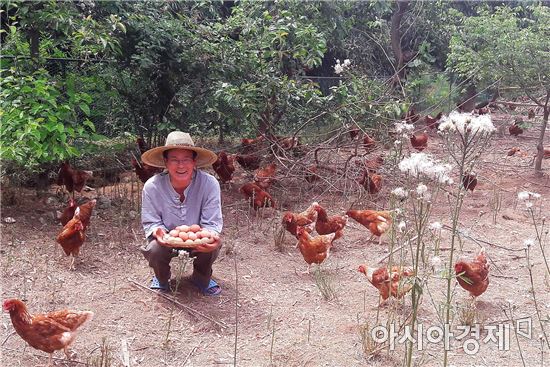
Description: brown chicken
509,120,524,137
281,202,319,237
136,137,149,155
3,299,93,367
313,203,348,240
404,106,420,124
357,171,382,194
507,147,521,156
347,209,392,245
349,126,360,140
305,165,319,183
363,134,376,153
356,155,384,173
56,200,96,269
56,162,93,199
462,173,477,192
528,109,535,119
274,135,300,151
358,265,415,301
296,226,336,273
131,157,161,184
57,198,77,226
425,112,443,130
254,163,277,190
240,182,276,210
410,132,428,151
235,153,262,171
212,151,235,184
454,248,489,298
241,136,265,154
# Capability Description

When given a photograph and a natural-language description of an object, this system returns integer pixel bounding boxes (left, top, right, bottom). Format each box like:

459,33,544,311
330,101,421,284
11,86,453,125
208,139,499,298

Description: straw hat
141,131,217,168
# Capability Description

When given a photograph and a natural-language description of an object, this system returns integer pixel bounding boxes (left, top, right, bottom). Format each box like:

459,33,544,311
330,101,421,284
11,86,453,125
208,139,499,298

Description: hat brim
141,145,217,168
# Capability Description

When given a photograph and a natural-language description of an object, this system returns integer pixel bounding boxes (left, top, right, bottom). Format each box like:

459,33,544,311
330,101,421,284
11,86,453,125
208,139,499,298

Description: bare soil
2,112,549,367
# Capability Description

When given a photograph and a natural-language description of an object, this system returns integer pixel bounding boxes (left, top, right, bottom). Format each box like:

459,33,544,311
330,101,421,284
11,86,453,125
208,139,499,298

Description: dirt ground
1,112,550,367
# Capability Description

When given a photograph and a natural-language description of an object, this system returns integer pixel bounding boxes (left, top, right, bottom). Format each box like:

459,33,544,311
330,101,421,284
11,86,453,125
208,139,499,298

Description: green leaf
79,103,90,116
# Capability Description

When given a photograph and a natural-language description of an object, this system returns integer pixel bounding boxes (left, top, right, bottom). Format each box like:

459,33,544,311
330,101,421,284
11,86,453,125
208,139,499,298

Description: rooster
3,299,93,367
212,151,235,184
131,157,161,184
462,173,477,192
425,112,443,130
347,209,392,245
454,248,489,298
358,265,415,301
56,200,96,269
313,203,347,240
281,202,318,238
56,162,93,199
410,132,428,151
235,153,262,171
254,163,277,190
240,182,276,210
296,226,336,273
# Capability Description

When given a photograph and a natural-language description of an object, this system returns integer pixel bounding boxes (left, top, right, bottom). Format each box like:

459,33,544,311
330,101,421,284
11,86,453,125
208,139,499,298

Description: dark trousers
141,240,220,289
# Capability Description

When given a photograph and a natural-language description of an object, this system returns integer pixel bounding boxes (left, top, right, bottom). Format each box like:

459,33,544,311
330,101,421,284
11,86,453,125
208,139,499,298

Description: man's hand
193,234,221,253
153,227,169,246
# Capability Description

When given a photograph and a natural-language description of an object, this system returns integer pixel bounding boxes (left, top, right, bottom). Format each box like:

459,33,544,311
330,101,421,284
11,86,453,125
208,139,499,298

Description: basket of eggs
161,224,217,249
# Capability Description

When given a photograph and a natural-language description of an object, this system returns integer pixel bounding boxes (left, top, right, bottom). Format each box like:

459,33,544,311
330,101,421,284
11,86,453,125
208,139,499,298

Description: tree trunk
534,93,549,176
390,0,410,83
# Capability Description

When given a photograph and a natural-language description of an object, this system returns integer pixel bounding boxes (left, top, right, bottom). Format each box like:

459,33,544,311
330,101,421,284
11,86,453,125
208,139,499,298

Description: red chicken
3,299,93,367
313,203,348,240
356,155,384,173
410,132,428,151
296,226,336,273
507,147,521,156
358,265,414,301
454,248,489,298
241,136,265,154
363,134,376,153
509,120,524,137
240,182,276,210
357,171,382,194
254,163,277,190
347,209,392,245
57,198,77,226
212,151,235,184
404,106,419,124
305,165,319,183
235,153,263,171
56,200,96,269
425,112,443,130
131,157,161,184
56,162,93,199
462,173,477,192
281,202,319,237
136,137,149,154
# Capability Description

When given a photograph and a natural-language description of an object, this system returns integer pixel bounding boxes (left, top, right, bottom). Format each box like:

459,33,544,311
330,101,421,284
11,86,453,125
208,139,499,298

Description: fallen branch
128,279,228,329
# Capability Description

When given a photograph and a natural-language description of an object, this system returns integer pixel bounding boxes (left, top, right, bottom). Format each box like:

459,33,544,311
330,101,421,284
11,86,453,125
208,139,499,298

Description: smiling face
164,149,197,188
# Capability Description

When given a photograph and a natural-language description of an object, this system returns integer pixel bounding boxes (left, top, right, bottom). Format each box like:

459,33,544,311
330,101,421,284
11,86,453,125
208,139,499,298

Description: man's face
165,149,196,183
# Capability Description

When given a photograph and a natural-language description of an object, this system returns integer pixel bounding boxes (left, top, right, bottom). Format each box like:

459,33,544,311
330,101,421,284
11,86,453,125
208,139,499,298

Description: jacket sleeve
199,176,223,235
141,184,168,239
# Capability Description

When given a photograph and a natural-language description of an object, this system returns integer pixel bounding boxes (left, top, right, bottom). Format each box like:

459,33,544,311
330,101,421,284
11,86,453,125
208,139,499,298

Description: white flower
416,183,428,195
430,256,442,269
398,221,406,232
524,239,534,248
394,140,402,146
391,187,408,199
394,122,415,134
438,111,496,135
399,153,453,185
334,63,344,74
343,59,351,66
518,191,541,201
429,222,442,230
526,201,533,208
